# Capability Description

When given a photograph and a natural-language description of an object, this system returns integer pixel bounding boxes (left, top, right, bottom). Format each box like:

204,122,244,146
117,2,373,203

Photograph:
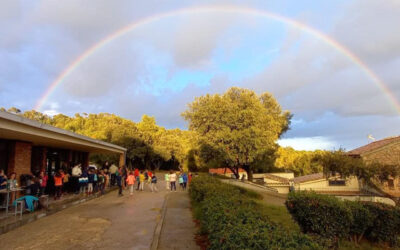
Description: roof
293,173,324,184
264,173,289,184
348,136,400,156
0,111,126,154
209,168,246,174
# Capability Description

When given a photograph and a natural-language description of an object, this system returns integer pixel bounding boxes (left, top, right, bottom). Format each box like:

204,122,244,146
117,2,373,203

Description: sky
1,0,400,151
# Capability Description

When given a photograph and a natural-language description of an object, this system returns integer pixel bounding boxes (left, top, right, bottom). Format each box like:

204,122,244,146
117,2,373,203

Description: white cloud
278,137,337,151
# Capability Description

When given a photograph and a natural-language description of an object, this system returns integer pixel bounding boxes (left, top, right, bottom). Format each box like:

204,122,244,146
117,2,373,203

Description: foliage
275,147,325,176
286,191,352,243
286,191,400,247
182,87,291,180
190,176,321,250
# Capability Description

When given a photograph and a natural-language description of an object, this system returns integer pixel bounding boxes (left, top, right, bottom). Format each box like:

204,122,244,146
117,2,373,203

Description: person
0,169,8,190
134,168,139,179
98,170,106,195
139,171,145,191
104,169,110,189
188,172,192,186
72,164,82,194
109,164,118,186
182,172,188,191
126,171,136,195
169,171,177,192
79,169,88,194
39,171,48,196
102,161,110,171
165,172,170,190
93,169,98,193
54,170,64,200
87,169,95,195
122,165,128,189
7,172,18,204
136,173,140,190
116,166,123,196
151,173,158,192
63,170,70,194
178,173,184,190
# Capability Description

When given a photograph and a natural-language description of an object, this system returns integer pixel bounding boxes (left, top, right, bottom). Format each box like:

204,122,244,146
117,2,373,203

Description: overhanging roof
0,111,126,154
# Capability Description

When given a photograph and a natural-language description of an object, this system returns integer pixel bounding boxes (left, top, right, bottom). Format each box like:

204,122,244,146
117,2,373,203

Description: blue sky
1,0,400,151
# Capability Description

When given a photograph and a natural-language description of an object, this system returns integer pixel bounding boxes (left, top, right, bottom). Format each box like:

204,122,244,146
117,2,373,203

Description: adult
0,170,7,190
72,163,82,194
169,171,177,192
109,164,118,186
116,166,123,196
7,172,18,204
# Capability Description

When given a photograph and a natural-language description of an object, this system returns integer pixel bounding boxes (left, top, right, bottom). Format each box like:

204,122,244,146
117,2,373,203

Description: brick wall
8,141,32,177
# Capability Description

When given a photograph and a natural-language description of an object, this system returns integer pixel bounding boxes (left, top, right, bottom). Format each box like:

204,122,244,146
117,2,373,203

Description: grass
258,202,301,232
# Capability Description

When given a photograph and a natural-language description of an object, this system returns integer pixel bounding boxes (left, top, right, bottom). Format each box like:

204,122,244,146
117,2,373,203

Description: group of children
121,168,158,196
164,171,192,191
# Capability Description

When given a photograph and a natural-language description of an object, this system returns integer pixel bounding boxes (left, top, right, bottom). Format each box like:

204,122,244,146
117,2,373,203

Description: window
329,180,346,186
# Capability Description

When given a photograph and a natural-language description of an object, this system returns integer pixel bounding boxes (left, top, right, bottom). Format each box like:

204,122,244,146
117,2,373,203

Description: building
253,173,294,193
348,136,400,198
0,111,126,183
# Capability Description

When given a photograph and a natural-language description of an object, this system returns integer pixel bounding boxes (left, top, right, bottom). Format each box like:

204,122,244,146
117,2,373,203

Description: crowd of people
1,162,194,208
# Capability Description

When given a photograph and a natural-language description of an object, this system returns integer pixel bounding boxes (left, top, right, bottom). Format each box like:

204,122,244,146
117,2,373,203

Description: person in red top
39,171,48,197
54,170,64,200
134,168,139,178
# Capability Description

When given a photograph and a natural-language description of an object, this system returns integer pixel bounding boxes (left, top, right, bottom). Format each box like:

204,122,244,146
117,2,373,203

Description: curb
150,193,169,250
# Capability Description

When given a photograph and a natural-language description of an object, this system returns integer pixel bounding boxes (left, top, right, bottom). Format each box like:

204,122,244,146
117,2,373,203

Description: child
87,169,95,195
178,173,184,190
126,171,136,195
139,171,145,191
151,173,158,192
7,172,17,204
39,171,48,196
182,172,188,191
54,170,64,200
169,171,177,192
98,170,105,195
63,170,70,194
165,173,170,190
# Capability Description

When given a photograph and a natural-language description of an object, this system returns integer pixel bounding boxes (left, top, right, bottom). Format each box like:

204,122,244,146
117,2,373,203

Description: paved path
0,177,199,250
158,192,199,250
221,179,287,206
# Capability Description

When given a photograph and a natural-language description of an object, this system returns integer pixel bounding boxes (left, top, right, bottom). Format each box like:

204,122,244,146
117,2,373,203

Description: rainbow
34,5,400,113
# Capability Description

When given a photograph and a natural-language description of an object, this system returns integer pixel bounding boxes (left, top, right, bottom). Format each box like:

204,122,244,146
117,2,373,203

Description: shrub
363,202,400,246
344,200,374,244
190,176,321,250
286,191,352,241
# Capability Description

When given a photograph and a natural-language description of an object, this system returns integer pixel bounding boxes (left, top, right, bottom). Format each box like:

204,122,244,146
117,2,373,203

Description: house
253,172,294,193
0,111,126,184
348,136,400,198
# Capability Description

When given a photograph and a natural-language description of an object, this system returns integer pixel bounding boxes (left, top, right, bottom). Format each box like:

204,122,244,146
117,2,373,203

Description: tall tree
182,87,291,180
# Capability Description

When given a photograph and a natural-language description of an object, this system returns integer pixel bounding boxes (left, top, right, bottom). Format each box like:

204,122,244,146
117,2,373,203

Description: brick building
348,136,400,198
0,111,126,183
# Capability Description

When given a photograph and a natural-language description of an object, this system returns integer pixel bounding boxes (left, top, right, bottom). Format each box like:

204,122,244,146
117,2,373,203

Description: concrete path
221,179,287,206
0,177,199,250
158,192,199,250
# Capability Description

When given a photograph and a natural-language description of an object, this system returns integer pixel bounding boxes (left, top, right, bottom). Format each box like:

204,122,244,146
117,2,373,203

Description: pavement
0,177,200,250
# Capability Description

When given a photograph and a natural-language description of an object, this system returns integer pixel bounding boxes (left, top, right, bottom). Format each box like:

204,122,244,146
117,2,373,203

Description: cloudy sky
1,0,400,151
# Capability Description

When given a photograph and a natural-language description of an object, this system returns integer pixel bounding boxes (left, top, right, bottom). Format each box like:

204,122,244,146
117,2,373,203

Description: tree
182,87,291,180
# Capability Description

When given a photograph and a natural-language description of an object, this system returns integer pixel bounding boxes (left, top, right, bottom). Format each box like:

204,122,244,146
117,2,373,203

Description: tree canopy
182,87,291,180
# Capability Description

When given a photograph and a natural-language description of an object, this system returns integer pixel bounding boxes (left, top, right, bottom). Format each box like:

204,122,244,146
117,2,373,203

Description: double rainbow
34,5,400,114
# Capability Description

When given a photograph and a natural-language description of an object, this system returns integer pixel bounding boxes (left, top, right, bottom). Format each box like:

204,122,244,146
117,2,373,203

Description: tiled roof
316,191,363,196
347,136,400,156
264,174,289,184
293,173,324,184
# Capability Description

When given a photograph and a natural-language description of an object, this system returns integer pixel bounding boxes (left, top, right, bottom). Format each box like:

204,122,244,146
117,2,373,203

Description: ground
0,177,199,250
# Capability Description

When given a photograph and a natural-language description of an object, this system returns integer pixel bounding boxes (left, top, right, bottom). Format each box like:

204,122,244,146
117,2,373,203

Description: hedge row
286,191,400,246
189,176,321,250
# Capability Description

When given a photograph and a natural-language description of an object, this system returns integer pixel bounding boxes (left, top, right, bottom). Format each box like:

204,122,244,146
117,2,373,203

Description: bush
286,191,400,247
190,176,321,250
362,202,400,246
286,191,352,241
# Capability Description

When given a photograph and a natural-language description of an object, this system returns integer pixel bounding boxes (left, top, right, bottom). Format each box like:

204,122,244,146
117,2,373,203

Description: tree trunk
228,166,240,179
243,165,253,181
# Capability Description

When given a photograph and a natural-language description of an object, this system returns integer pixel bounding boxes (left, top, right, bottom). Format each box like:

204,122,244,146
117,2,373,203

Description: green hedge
286,191,400,246
190,176,321,250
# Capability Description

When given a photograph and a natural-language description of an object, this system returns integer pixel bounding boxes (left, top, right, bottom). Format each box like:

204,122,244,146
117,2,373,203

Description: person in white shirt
71,164,82,194
169,171,177,191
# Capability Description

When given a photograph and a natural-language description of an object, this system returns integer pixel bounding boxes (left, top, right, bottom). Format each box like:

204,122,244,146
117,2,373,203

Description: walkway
0,177,199,250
